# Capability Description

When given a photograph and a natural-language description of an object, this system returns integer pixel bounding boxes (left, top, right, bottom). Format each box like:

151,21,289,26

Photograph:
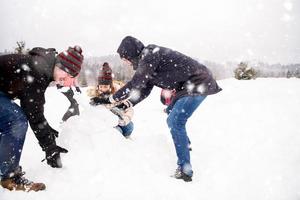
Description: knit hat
98,62,113,85
56,45,84,77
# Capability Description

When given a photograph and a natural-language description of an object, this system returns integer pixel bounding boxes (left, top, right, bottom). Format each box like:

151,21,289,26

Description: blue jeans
116,122,134,138
0,92,28,179
167,95,206,176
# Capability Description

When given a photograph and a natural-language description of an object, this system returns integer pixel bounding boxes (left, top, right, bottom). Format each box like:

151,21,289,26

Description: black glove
116,100,132,110
75,87,81,94
89,96,111,106
44,144,68,168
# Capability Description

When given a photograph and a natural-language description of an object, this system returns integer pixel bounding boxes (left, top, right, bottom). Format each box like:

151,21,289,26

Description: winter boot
0,167,46,192
173,167,192,182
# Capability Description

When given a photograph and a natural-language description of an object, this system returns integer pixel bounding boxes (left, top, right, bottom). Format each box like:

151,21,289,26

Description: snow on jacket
0,47,58,149
113,36,222,106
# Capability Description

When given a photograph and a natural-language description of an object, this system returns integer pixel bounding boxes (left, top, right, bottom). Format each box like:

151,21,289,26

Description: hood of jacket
117,36,145,70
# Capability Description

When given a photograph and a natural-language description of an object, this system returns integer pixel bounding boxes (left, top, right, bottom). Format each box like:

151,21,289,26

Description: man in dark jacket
0,46,83,191
90,36,222,182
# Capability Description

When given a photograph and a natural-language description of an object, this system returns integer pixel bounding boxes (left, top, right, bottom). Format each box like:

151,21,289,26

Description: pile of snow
1,78,300,200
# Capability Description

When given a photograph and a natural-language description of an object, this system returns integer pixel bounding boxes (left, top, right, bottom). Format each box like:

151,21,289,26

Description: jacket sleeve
112,49,159,106
20,88,56,150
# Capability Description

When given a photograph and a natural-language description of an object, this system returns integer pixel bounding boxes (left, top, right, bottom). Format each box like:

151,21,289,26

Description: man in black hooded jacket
0,46,83,191
90,36,222,182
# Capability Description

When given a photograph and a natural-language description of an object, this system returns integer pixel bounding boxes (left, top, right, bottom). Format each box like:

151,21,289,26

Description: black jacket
0,47,58,149
113,36,222,105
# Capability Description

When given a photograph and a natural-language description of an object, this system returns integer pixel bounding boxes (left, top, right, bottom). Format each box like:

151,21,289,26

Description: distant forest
1,41,299,87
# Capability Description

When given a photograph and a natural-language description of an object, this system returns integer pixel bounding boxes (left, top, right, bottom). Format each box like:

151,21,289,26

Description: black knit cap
56,45,84,77
98,62,112,85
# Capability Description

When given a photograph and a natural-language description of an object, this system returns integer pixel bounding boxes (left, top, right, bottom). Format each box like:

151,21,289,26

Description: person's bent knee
167,114,186,130
10,110,28,139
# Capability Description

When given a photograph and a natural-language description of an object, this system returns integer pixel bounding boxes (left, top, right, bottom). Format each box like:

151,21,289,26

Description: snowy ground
1,78,300,200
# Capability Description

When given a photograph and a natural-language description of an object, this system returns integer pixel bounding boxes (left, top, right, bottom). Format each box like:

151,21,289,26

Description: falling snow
21,64,30,71
26,75,34,83
129,89,141,102
152,47,160,53
187,82,195,92
197,84,206,94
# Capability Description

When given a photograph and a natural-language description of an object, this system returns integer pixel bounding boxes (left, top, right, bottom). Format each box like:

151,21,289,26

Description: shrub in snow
234,62,257,80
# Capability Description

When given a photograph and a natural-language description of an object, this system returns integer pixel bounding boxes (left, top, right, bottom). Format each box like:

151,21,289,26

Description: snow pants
0,91,28,179
166,95,206,176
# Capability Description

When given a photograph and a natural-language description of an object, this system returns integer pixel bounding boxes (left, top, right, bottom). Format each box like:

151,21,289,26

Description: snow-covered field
1,78,300,200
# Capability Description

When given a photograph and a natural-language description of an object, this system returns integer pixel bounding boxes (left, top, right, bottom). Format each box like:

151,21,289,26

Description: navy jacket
0,48,58,149
113,36,222,106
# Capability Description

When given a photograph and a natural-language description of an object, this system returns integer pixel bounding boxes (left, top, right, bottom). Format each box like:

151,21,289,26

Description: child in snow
89,62,134,138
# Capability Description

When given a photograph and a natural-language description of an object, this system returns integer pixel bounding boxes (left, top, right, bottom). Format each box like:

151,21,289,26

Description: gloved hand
75,87,82,94
44,144,68,168
116,100,133,111
89,96,111,106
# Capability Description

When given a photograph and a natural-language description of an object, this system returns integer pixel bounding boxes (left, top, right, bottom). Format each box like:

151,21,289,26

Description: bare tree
15,41,27,54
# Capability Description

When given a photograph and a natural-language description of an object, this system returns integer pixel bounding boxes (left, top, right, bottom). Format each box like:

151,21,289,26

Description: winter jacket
113,36,222,106
0,48,58,149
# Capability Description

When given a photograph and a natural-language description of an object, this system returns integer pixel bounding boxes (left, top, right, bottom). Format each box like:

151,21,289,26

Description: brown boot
0,169,46,192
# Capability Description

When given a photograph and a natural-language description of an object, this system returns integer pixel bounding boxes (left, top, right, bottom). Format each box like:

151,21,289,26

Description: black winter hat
56,45,84,77
98,62,113,85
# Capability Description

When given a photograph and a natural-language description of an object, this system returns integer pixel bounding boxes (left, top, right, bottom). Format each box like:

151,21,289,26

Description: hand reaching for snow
44,144,68,168
115,100,133,110
75,87,81,94
89,96,111,106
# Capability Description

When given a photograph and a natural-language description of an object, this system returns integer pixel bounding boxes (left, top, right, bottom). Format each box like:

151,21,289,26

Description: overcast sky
0,0,299,64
